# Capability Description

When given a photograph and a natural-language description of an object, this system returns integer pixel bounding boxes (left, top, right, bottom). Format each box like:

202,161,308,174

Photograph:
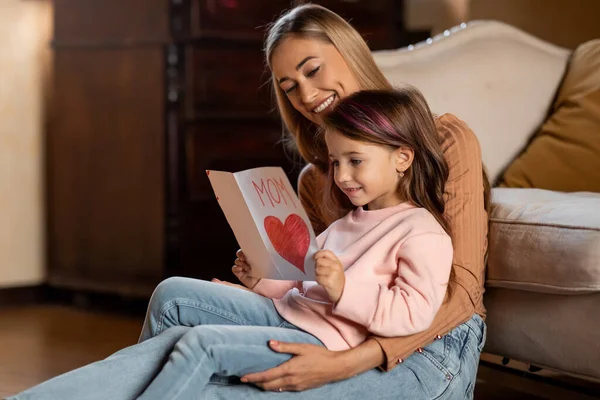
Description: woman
10,4,488,400
140,3,488,398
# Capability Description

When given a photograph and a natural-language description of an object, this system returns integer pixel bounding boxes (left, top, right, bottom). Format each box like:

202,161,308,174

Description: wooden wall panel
53,0,169,44
47,49,165,295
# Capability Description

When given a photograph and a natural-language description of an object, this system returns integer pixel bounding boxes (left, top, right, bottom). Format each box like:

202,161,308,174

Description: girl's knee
149,277,187,309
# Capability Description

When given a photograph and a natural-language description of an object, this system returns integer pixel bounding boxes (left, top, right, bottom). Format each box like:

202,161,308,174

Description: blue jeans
9,278,486,399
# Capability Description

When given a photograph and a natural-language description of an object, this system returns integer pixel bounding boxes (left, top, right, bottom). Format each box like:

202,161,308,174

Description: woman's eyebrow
277,56,317,85
296,56,316,70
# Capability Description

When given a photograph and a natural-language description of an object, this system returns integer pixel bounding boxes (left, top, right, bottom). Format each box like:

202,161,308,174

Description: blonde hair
264,4,392,172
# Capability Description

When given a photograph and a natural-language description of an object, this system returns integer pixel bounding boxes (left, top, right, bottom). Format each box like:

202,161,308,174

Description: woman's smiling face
270,37,360,127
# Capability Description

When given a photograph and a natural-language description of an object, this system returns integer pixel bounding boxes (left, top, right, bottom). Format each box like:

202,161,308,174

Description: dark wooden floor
1,305,599,399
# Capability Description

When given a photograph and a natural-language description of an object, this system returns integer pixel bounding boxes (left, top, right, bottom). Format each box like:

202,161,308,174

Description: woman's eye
331,160,339,167
283,85,297,94
307,66,321,77
350,159,362,166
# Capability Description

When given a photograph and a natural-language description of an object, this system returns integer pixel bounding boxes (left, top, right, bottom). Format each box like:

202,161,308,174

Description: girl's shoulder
402,207,449,238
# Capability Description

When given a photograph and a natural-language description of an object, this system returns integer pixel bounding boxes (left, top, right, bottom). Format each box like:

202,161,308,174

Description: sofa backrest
373,21,571,183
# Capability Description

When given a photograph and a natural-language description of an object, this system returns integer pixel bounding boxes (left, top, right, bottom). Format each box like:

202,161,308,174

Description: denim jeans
9,278,486,400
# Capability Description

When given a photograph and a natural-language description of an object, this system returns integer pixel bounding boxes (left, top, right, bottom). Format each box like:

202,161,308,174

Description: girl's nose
336,166,351,183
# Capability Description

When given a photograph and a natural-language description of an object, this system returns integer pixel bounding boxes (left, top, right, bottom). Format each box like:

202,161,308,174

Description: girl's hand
232,249,261,289
314,250,345,303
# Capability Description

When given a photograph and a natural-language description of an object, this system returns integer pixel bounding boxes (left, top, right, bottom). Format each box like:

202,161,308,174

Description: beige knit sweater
297,114,488,371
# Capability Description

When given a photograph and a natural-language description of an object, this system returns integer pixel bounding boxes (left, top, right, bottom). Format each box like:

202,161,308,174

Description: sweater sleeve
333,233,453,336
368,114,488,370
252,279,300,299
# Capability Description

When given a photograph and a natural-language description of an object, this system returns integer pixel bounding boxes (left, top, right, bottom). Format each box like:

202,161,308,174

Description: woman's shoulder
434,113,480,150
434,113,483,171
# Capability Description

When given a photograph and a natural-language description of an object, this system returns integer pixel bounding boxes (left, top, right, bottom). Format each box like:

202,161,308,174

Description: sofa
372,21,600,382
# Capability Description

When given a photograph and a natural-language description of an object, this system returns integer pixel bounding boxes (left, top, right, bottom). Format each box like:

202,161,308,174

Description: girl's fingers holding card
316,259,336,270
236,249,246,261
315,250,336,261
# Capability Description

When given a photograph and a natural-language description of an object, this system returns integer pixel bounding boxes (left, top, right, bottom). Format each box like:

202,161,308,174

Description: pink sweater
252,202,453,351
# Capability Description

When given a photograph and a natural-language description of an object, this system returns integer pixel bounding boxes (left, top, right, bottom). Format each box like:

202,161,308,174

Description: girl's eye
350,159,362,166
307,66,321,77
331,160,339,167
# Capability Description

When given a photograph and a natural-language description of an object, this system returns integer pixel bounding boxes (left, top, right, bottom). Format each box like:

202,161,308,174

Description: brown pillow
500,39,600,192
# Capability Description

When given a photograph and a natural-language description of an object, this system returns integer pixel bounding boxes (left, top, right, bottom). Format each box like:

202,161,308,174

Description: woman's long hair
323,87,451,236
264,4,392,172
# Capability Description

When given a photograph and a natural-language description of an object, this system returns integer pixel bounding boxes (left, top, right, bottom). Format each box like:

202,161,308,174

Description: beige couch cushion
500,39,600,191
373,21,571,183
487,188,600,294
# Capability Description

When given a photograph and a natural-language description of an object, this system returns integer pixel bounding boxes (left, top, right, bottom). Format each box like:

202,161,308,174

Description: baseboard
0,285,49,306
0,285,148,317
478,357,600,399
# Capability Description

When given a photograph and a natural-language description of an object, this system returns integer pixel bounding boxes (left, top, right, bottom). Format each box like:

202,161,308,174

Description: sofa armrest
487,188,600,294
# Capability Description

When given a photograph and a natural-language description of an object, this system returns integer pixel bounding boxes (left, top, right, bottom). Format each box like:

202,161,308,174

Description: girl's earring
399,171,405,177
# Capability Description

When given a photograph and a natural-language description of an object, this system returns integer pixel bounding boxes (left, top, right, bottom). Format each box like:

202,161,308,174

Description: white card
207,167,318,281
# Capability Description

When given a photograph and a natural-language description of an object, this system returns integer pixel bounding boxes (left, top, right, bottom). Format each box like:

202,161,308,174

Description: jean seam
168,343,210,399
420,348,452,377
434,326,482,400
155,298,256,336
432,337,466,400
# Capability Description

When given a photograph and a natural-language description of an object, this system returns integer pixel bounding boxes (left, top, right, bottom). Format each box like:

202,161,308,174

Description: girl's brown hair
323,87,451,236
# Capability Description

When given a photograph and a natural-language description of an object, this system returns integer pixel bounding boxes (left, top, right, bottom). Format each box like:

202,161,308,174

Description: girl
132,87,453,399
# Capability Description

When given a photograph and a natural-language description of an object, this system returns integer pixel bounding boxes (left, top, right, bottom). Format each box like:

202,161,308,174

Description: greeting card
207,167,318,281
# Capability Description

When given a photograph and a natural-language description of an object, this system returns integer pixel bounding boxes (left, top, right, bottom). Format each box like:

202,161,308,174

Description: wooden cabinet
47,0,426,298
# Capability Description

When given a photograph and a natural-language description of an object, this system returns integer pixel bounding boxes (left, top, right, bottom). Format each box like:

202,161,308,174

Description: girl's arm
333,233,453,336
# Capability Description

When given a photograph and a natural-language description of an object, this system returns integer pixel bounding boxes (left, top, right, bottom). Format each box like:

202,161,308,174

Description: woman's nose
299,84,318,104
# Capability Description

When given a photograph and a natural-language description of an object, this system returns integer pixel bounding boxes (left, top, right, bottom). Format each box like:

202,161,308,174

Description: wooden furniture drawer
183,0,290,41
315,0,398,48
174,0,397,47
185,121,292,201
185,46,273,118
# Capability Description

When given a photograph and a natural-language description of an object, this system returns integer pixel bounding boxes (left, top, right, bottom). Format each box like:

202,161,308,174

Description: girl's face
325,130,408,210
270,37,360,127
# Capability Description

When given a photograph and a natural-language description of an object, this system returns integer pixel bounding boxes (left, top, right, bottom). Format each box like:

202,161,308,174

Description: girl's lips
343,187,362,196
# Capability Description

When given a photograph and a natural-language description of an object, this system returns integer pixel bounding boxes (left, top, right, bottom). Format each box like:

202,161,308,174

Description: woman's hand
241,341,347,391
314,250,345,303
232,249,261,289
241,338,385,391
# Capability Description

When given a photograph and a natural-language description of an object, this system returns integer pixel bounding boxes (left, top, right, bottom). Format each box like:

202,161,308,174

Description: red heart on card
264,214,309,273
